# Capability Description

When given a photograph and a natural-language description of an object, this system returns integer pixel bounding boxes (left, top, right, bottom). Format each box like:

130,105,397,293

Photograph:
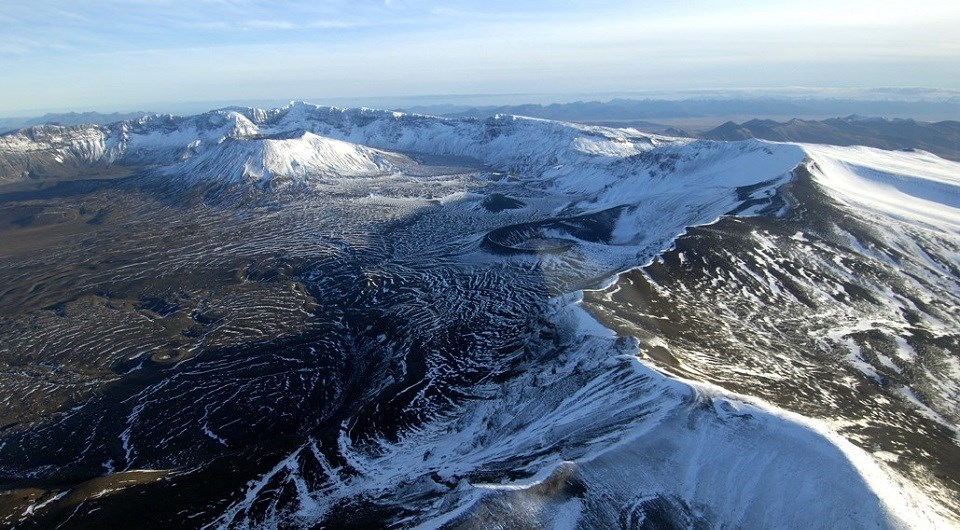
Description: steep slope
0,109,260,184
804,144,960,228
586,145,960,522
0,124,117,182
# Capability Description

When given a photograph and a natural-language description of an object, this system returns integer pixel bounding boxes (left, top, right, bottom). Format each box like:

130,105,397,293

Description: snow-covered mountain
0,102,662,188
0,102,958,529
0,111,153,135
165,131,407,188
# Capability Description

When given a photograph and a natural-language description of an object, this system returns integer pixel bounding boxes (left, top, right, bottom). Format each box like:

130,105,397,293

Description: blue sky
1,0,958,115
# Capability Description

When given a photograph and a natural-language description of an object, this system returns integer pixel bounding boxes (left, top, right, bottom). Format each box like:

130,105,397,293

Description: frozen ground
0,103,957,528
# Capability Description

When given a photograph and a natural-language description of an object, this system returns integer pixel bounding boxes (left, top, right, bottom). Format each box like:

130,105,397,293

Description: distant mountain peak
700,115,959,160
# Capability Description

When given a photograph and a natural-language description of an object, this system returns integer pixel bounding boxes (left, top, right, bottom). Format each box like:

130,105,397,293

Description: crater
480,192,525,212
483,206,626,254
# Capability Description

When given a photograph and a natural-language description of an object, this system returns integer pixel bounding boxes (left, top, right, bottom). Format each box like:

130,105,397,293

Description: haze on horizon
1,0,959,116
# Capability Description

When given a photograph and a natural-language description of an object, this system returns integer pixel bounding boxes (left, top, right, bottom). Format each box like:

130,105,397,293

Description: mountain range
0,102,957,528
408,96,960,123
0,111,152,134
698,116,960,161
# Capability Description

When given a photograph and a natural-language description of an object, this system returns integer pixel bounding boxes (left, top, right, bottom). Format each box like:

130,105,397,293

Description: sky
1,0,959,115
